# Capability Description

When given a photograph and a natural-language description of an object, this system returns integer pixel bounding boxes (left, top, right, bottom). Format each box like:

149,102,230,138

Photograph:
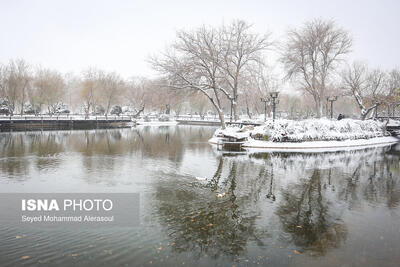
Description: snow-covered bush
110,105,122,115
143,115,151,122
0,98,10,115
216,119,388,143
94,105,105,115
55,106,70,114
158,114,170,121
47,102,69,114
121,106,131,114
23,103,41,114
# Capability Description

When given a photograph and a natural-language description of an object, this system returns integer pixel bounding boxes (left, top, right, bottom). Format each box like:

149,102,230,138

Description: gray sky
1,0,399,78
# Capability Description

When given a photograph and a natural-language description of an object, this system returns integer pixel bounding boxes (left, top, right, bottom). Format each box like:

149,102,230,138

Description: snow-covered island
209,119,399,152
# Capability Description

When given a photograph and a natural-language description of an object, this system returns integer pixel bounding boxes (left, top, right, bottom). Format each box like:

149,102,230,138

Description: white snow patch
135,121,178,126
388,119,400,127
210,118,398,152
242,136,398,151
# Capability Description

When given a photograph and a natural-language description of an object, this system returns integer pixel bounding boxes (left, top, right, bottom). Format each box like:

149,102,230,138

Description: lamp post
269,91,279,122
326,96,338,119
260,97,269,122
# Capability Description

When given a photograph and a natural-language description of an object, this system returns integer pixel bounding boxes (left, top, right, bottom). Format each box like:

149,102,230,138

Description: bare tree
341,62,387,120
0,64,8,108
98,72,125,114
15,60,32,115
385,69,400,115
64,73,82,113
189,91,212,118
220,20,272,121
281,19,352,118
81,69,100,118
125,77,183,117
167,87,192,116
367,68,387,104
125,77,150,115
34,68,66,114
0,59,32,115
150,25,230,128
145,79,173,114
246,63,280,118
250,63,280,99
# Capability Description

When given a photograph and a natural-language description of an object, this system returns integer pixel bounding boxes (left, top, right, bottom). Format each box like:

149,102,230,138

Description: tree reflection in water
1,128,399,263
276,169,348,255
0,132,66,178
154,158,265,260
154,146,400,259
0,126,215,183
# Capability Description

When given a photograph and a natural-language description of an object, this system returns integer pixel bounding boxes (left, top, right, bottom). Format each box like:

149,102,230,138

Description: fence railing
376,116,400,120
174,115,229,121
0,114,132,121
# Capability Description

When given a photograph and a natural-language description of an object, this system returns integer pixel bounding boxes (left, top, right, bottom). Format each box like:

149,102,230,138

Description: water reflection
153,145,400,260
154,159,265,259
0,128,399,266
276,169,348,255
0,126,215,182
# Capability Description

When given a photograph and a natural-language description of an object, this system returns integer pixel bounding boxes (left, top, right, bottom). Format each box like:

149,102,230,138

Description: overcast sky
1,0,399,78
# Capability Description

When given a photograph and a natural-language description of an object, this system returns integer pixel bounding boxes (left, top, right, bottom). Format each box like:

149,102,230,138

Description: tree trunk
314,95,322,118
233,100,239,121
211,103,225,129
85,103,90,119
20,93,25,116
360,104,378,120
244,97,252,119
318,99,323,118
217,109,226,129
133,105,145,118
210,87,226,129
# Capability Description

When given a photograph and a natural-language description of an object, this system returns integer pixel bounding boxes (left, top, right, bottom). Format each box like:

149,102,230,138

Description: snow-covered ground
210,118,399,151
134,120,178,126
387,119,400,127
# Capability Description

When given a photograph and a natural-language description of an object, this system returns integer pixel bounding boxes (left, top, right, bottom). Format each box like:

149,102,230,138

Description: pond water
0,126,400,267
